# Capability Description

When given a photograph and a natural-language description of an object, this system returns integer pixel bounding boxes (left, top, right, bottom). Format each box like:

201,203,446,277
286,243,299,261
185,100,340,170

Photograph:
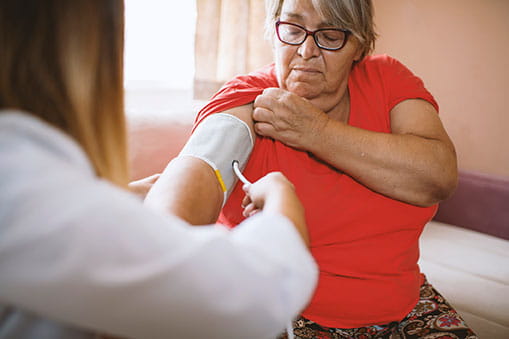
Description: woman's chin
287,83,321,99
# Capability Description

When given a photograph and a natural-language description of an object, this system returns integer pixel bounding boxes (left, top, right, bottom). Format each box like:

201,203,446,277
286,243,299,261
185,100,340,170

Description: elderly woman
147,0,477,338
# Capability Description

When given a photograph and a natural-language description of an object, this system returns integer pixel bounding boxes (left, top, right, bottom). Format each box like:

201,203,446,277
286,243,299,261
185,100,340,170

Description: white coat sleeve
0,114,318,339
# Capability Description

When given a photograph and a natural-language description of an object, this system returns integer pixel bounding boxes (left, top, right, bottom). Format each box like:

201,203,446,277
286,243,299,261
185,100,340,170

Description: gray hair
264,0,377,60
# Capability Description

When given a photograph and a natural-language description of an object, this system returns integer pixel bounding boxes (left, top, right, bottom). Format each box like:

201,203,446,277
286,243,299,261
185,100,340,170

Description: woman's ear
351,38,364,62
353,48,363,62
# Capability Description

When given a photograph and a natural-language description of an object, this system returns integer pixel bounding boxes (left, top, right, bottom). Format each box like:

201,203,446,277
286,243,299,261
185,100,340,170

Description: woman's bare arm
253,90,457,207
312,99,457,206
144,104,255,225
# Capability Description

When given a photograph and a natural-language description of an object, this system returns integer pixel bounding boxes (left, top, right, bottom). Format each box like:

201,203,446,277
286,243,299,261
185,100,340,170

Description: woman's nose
297,35,321,59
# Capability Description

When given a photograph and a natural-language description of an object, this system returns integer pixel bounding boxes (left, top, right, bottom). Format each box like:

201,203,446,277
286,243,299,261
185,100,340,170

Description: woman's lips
293,67,321,73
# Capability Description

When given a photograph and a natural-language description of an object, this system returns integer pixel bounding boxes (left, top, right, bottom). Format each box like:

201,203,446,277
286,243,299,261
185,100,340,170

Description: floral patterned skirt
278,277,478,339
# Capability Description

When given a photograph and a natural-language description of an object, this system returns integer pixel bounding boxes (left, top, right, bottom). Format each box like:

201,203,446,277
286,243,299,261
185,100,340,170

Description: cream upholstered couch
419,170,509,339
419,221,509,338
127,101,509,339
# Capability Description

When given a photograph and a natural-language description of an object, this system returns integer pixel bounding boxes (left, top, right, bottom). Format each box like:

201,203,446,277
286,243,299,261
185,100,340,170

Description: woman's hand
253,88,328,150
128,173,160,198
241,172,309,246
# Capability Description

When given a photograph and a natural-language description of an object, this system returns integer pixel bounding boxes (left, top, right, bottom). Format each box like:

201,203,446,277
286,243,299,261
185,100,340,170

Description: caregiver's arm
0,132,316,338
144,104,255,225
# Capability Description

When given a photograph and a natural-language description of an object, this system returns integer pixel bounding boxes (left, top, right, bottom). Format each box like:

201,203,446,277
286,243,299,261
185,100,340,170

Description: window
124,0,196,90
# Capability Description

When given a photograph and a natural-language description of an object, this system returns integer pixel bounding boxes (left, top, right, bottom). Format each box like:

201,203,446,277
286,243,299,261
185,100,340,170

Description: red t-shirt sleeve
192,64,278,132
378,55,439,113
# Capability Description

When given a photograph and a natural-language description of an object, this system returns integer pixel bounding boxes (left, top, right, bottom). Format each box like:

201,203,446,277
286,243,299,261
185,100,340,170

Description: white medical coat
0,111,318,339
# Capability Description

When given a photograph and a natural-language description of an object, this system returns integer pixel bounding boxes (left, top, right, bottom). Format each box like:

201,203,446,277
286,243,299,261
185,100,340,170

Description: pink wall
373,0,509,178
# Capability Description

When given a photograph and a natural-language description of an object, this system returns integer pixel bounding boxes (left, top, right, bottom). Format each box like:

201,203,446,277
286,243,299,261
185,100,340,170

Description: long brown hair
0,0,128,187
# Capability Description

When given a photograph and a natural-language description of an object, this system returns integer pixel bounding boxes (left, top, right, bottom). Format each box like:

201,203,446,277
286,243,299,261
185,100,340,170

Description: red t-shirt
194,54,439,328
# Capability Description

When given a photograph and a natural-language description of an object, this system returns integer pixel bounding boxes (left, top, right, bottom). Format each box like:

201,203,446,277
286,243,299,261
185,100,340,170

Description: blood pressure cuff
177,113,254,205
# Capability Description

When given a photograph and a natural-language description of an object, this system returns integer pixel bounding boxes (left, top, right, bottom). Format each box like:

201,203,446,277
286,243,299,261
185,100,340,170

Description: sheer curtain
124,0,271,102
194,0,273,99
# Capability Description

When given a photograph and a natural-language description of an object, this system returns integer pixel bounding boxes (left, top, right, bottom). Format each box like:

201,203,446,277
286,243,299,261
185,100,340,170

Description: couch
419,170,509,339
127,104,509,339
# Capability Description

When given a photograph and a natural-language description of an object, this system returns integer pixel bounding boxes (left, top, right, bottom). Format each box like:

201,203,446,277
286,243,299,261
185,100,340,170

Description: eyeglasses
275,20,351,51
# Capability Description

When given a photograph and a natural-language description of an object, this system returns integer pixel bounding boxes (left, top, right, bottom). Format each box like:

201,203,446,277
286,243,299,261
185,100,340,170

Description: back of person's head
0,0,128,186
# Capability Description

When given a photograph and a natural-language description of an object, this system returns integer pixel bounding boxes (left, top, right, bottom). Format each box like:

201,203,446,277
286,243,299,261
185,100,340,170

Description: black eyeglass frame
275,20,351,51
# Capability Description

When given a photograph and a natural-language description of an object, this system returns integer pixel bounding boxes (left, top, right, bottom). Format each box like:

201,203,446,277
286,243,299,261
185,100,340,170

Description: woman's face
274,0,362,110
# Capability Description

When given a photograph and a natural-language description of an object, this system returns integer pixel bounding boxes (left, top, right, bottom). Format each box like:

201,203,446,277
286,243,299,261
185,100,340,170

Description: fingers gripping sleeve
177,113,254,205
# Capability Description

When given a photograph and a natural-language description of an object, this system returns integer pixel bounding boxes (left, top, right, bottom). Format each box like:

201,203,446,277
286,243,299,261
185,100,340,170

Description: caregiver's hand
241,172,309,246
253,88,329,150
